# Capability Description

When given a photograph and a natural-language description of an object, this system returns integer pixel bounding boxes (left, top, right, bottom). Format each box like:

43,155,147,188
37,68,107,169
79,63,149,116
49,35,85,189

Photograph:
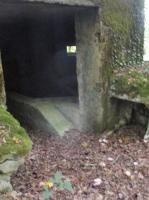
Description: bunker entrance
0,3,99,135
2,5,78,98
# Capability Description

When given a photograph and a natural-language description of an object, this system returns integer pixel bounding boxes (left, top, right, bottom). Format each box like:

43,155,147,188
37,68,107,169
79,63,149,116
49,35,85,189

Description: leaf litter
6,125,149,200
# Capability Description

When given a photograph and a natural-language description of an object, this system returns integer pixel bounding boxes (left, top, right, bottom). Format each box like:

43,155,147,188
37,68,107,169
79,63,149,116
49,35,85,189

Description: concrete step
49,97,80,127
7,93,78,136
33,100,74,136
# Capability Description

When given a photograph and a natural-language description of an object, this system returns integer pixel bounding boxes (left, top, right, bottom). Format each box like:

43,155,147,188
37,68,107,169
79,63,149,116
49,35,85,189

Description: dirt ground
3,125,149,200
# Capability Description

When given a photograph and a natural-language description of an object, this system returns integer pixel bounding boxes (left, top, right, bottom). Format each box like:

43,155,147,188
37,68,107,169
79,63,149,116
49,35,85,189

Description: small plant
41,171,74,200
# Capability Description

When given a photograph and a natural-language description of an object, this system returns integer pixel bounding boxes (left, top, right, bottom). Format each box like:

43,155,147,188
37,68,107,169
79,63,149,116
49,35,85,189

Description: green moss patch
0,107,32,160
111,67,149,100
101,0,133,35
101,0,144,67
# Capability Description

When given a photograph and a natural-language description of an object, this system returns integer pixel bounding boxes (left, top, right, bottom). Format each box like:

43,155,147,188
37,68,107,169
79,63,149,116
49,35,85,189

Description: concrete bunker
0,0,147,138
0,2,100,135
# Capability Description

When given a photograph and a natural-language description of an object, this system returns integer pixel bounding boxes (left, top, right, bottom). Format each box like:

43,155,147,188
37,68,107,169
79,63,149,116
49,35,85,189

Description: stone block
0,180,12,193
0,159,24,174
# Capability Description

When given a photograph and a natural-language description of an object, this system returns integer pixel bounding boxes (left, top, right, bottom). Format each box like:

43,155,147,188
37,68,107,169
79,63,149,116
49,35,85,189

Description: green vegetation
42,171,73,200
102,0,133,35
0,107,32,160
111,67,149,100
101,0,144,67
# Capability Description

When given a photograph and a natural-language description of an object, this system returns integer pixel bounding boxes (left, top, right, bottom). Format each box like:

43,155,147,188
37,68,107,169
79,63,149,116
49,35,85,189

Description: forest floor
2,125,149,200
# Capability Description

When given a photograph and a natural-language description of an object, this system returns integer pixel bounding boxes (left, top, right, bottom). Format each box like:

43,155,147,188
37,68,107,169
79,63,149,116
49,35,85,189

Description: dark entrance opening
0,2,100,135
1,4,78,98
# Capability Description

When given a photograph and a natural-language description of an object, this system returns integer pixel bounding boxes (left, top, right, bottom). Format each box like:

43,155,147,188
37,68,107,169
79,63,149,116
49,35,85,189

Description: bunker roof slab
1,0,98,7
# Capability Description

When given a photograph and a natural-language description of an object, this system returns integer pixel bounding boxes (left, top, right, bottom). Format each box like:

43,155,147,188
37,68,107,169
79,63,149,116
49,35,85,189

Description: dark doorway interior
1,4,78,98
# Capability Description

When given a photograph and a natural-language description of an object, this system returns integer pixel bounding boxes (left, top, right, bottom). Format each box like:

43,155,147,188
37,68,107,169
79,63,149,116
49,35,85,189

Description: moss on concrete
111,67,149,100
101,0,144,67
0,107,32,160
102,0,133,35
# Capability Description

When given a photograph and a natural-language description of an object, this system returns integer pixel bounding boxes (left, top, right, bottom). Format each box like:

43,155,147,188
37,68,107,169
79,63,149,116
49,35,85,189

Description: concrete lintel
0,0,98,8
26,0,97,7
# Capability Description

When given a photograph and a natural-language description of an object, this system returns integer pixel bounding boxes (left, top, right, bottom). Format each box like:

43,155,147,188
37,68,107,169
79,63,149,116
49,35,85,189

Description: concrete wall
0,52,6,105
76,9,111,132
101,0,144,67
75,0,144,132
101,0,145,130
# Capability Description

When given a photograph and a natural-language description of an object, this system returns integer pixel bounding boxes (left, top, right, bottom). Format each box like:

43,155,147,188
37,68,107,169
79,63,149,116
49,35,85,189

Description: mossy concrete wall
77,0,145,132
76,9,111,132
103,0,148,134
99,0,145,130
101,0,144,68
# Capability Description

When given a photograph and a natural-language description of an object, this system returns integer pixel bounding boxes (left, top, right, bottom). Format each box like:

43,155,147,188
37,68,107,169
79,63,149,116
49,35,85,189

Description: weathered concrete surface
110,94,149,110
7,93,79,136
101,0,144,67
55,98,80,127
110,94,149,139
1,0,97,7
24,0,96,6
0,53,6,106
110,67,149,133
76,9,111,133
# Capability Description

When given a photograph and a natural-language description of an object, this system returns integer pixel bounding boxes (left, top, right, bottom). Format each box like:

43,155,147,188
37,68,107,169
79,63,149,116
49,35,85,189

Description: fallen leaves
80,142,89,149
99,161,106,168
124,170,131,177
12,137,22,144
93,178,102,187
0,125,9,145
107,157,114,162
39,181,54,189
124,170,135,180
99,138,108,144
138,172,144,180
10,126,149,200
0,126,23,146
